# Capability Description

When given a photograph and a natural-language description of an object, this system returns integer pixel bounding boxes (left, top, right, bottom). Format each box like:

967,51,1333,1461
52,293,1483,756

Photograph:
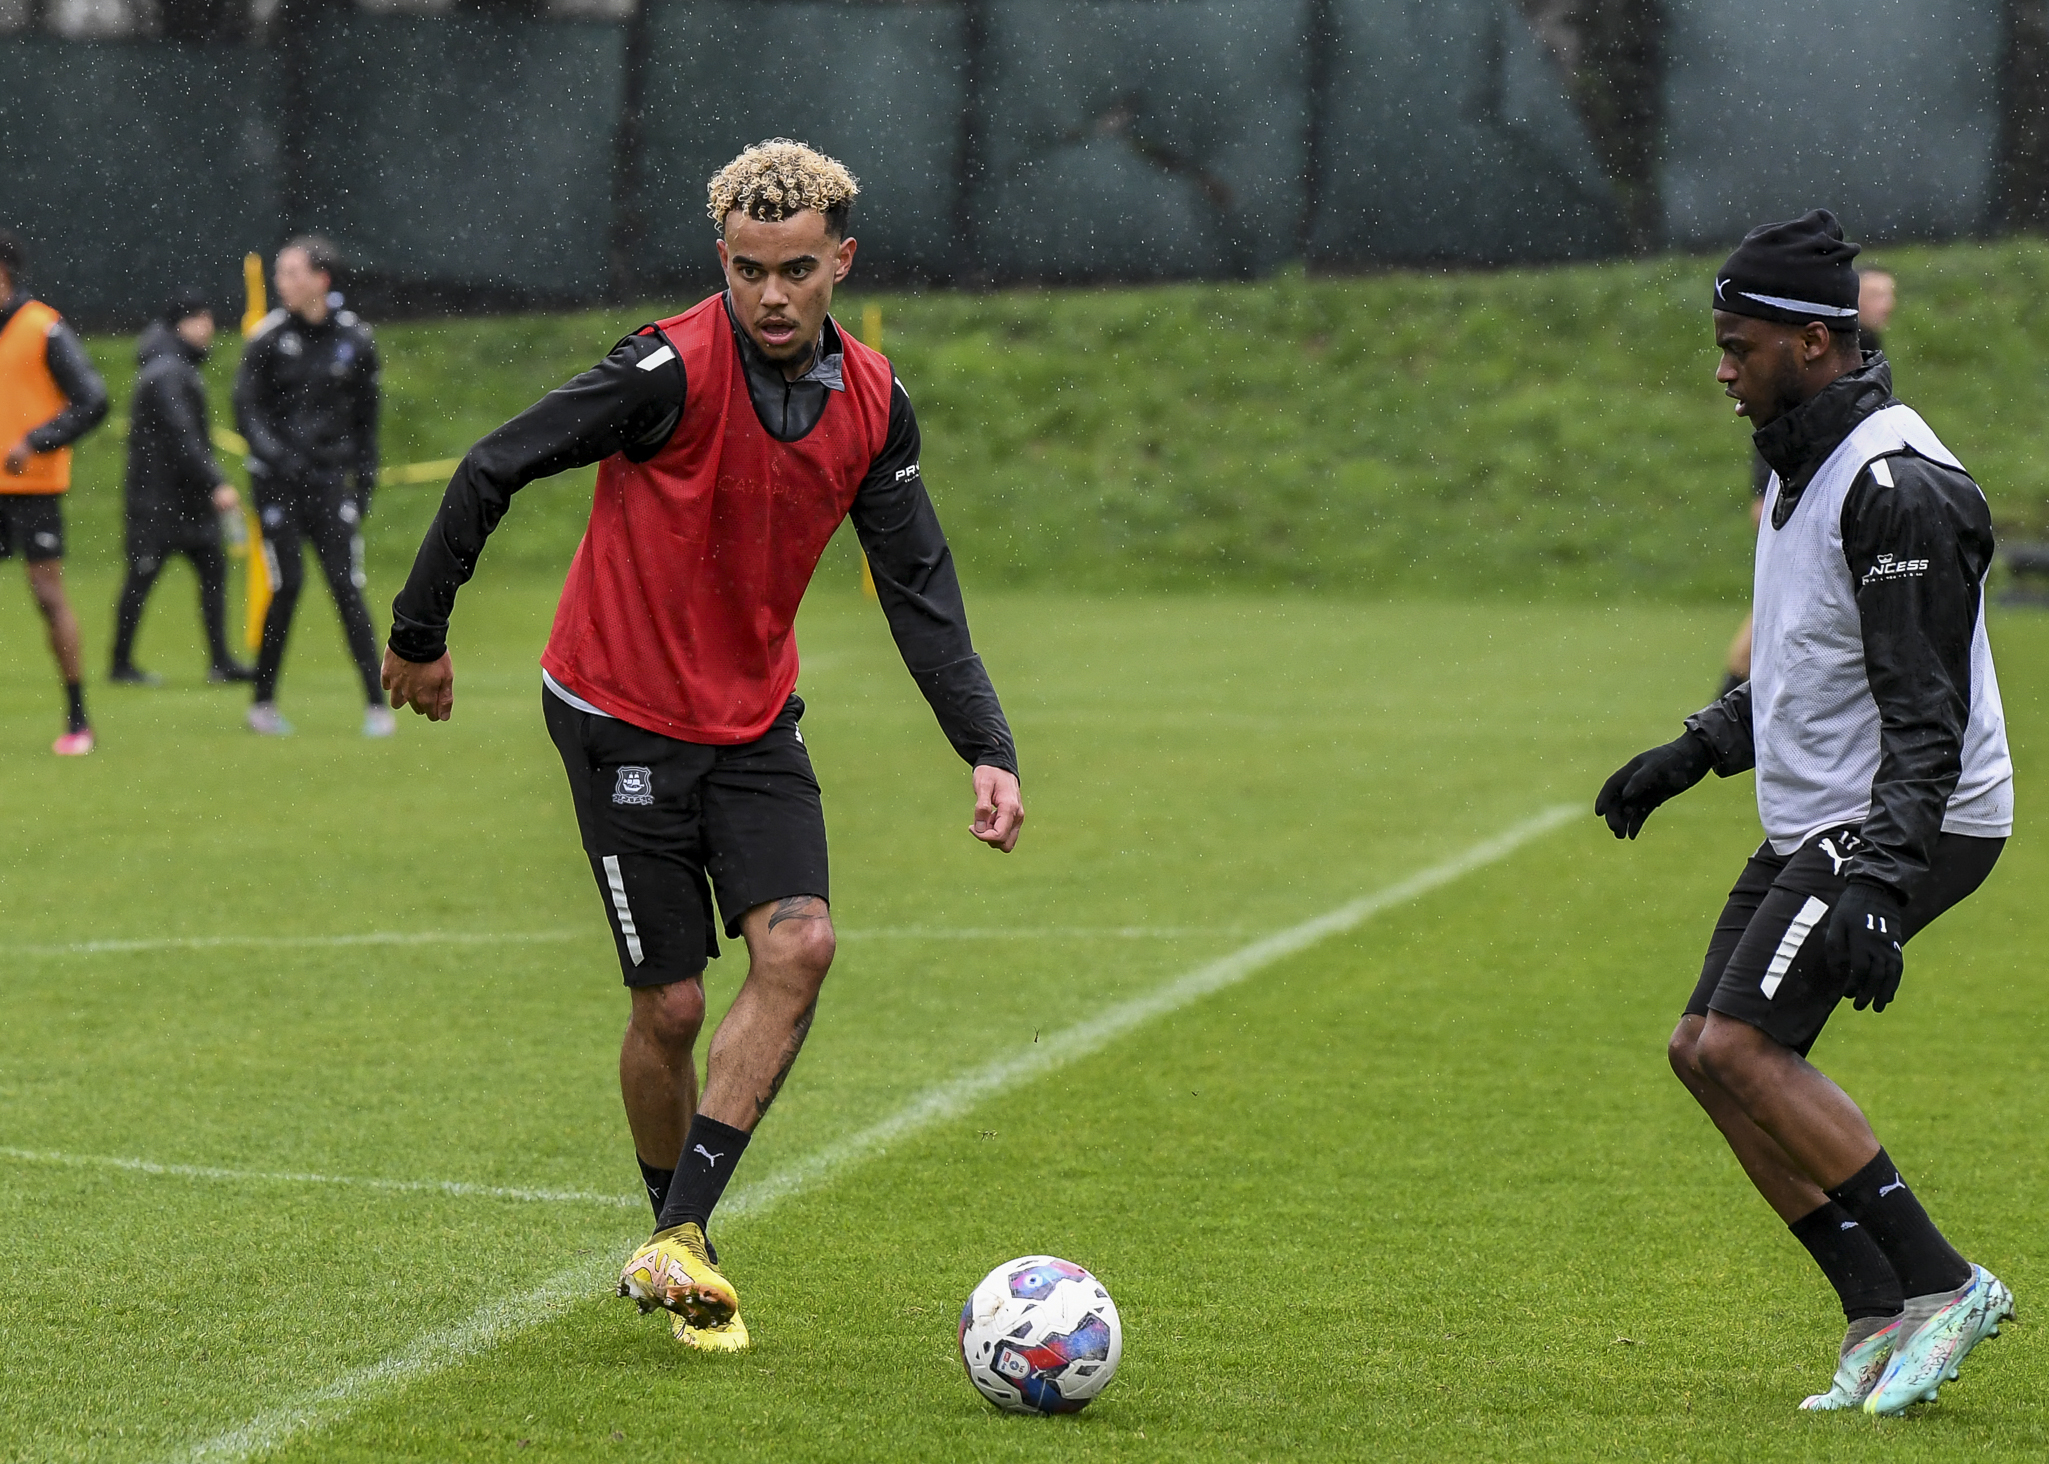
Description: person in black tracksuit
111,297,253,684
233,237,387,735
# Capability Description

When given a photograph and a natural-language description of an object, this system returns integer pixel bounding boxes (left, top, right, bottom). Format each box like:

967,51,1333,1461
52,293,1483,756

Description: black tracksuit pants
112,539,233,671
255,485,380,705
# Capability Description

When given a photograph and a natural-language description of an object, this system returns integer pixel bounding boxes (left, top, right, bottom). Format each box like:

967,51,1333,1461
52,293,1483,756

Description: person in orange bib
0,229,110,754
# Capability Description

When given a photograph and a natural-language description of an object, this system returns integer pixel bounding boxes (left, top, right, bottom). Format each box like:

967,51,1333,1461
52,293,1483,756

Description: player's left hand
970,765,1024,853
1826,879,1906,1012
382,646,454,721
2,438,29,475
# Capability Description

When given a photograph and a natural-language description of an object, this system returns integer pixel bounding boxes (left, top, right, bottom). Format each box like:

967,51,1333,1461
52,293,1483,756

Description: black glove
1595,731,1715,839
1826,879,1906,1012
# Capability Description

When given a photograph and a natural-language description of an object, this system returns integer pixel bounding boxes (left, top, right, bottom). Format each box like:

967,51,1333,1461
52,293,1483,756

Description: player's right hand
382,647,454,721
970,765,1024,853
1595,731,1715,839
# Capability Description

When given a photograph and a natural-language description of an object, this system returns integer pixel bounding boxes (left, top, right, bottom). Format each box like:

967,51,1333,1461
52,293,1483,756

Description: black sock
654,1115,750,1235
1827,1149,1972,1298
64,681,87,733
636,1158,674,1226
1789,1199,1904,1321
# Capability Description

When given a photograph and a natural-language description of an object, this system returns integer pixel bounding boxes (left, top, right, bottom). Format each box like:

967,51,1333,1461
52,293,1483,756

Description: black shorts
544,686,829,987
0,493,64,561
1686,825,2003,1054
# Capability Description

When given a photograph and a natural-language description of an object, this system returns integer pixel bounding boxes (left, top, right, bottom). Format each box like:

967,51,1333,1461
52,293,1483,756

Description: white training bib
1751,403,2012,853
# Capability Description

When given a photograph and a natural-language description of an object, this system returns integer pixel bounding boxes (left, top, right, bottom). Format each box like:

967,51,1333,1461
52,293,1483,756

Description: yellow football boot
671,1307,752,1352
616,1222,739,1329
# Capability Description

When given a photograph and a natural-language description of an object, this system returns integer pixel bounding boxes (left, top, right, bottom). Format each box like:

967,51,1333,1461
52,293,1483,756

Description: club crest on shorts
612,765,654,806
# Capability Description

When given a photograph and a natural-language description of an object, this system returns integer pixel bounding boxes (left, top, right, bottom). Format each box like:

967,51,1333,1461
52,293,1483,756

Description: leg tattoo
766,894,828,933
756,998,818,1123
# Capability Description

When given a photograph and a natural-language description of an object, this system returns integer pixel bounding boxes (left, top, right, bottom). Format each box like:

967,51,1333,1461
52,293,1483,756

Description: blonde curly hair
707,139,860,234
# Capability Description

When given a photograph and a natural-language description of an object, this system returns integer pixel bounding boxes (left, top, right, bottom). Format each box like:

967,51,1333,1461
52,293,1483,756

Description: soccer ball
957,1255,1122,1415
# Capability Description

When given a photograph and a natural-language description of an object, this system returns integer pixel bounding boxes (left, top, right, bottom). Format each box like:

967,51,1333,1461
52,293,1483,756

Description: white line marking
7,926,1225,960
0,1147,640,1210
174,803,1575,1463
6,930,589,958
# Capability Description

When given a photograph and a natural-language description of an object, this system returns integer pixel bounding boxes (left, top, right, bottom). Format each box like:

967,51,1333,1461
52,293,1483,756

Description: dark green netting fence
630,0,968,290
1659,0,2003,247
0,0,2026,324
0,39,280,321
300,14,625,298
970,0,1310,282
1308,0,1621,266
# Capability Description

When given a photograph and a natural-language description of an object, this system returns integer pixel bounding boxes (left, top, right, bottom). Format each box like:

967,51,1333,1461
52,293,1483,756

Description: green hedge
61,237,2049,606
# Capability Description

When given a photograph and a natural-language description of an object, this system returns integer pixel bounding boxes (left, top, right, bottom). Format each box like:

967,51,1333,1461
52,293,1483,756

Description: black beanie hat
1713,208,1862,327
165,291,213,324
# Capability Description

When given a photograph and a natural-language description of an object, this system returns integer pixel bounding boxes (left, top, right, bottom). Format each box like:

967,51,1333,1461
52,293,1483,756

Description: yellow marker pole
241,252,267,338
244,508,270,654
240,253,273,646
858,304,883,599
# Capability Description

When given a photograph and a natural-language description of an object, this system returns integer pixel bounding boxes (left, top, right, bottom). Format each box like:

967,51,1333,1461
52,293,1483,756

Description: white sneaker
1864,1265,2014,1415
247,702,293,736
1799,1314,1901,1411
363,705,396,738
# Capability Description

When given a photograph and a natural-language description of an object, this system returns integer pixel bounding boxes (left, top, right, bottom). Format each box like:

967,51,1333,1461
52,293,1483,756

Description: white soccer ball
957,1255,1122,1415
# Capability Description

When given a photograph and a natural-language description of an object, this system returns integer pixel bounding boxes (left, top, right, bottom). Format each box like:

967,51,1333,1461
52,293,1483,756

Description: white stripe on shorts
1760,894,1829,999
601,855,644,966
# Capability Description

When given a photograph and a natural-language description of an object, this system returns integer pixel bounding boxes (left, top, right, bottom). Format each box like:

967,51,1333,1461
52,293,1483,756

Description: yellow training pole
239,254,272,649
859,305,883,599
244,508,270,654
241,252,267,337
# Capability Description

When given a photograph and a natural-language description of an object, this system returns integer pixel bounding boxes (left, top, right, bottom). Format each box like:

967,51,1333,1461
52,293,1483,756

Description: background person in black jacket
110,296,252,685
233,236,389,737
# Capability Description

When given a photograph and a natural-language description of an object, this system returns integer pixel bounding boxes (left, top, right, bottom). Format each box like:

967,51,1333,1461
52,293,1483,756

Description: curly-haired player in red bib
382,141,1023,1352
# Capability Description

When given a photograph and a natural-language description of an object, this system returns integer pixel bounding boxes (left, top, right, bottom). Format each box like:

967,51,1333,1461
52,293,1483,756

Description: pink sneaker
52,729,94,756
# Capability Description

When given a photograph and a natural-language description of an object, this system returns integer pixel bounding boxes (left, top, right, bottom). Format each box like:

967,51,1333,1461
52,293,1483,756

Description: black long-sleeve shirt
389,299,1017,775
0,293,109,452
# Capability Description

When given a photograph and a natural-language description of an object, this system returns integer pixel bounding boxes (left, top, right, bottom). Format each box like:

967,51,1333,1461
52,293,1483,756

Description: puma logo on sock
693,1144,725,1166
1879,1173,1907,1198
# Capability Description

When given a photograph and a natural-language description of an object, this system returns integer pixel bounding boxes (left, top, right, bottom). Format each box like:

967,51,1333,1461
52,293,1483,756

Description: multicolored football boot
1799,1315,1901,1411
671,1307,752,1352
616,1222,739,1330
1864,1264,2014,1416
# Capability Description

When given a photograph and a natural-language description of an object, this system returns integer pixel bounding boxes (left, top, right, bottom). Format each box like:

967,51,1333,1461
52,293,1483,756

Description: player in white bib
1597,210,2014,1416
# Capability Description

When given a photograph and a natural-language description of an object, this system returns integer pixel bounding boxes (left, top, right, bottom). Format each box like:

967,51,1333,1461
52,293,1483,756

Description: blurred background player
1721,265,1899,693
110,294,253,686
382,140,1024,1353
0,227,110,754
234,236,390,736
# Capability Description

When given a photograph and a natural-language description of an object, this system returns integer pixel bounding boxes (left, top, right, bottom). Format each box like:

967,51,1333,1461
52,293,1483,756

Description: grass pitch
2,566,2046,1462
